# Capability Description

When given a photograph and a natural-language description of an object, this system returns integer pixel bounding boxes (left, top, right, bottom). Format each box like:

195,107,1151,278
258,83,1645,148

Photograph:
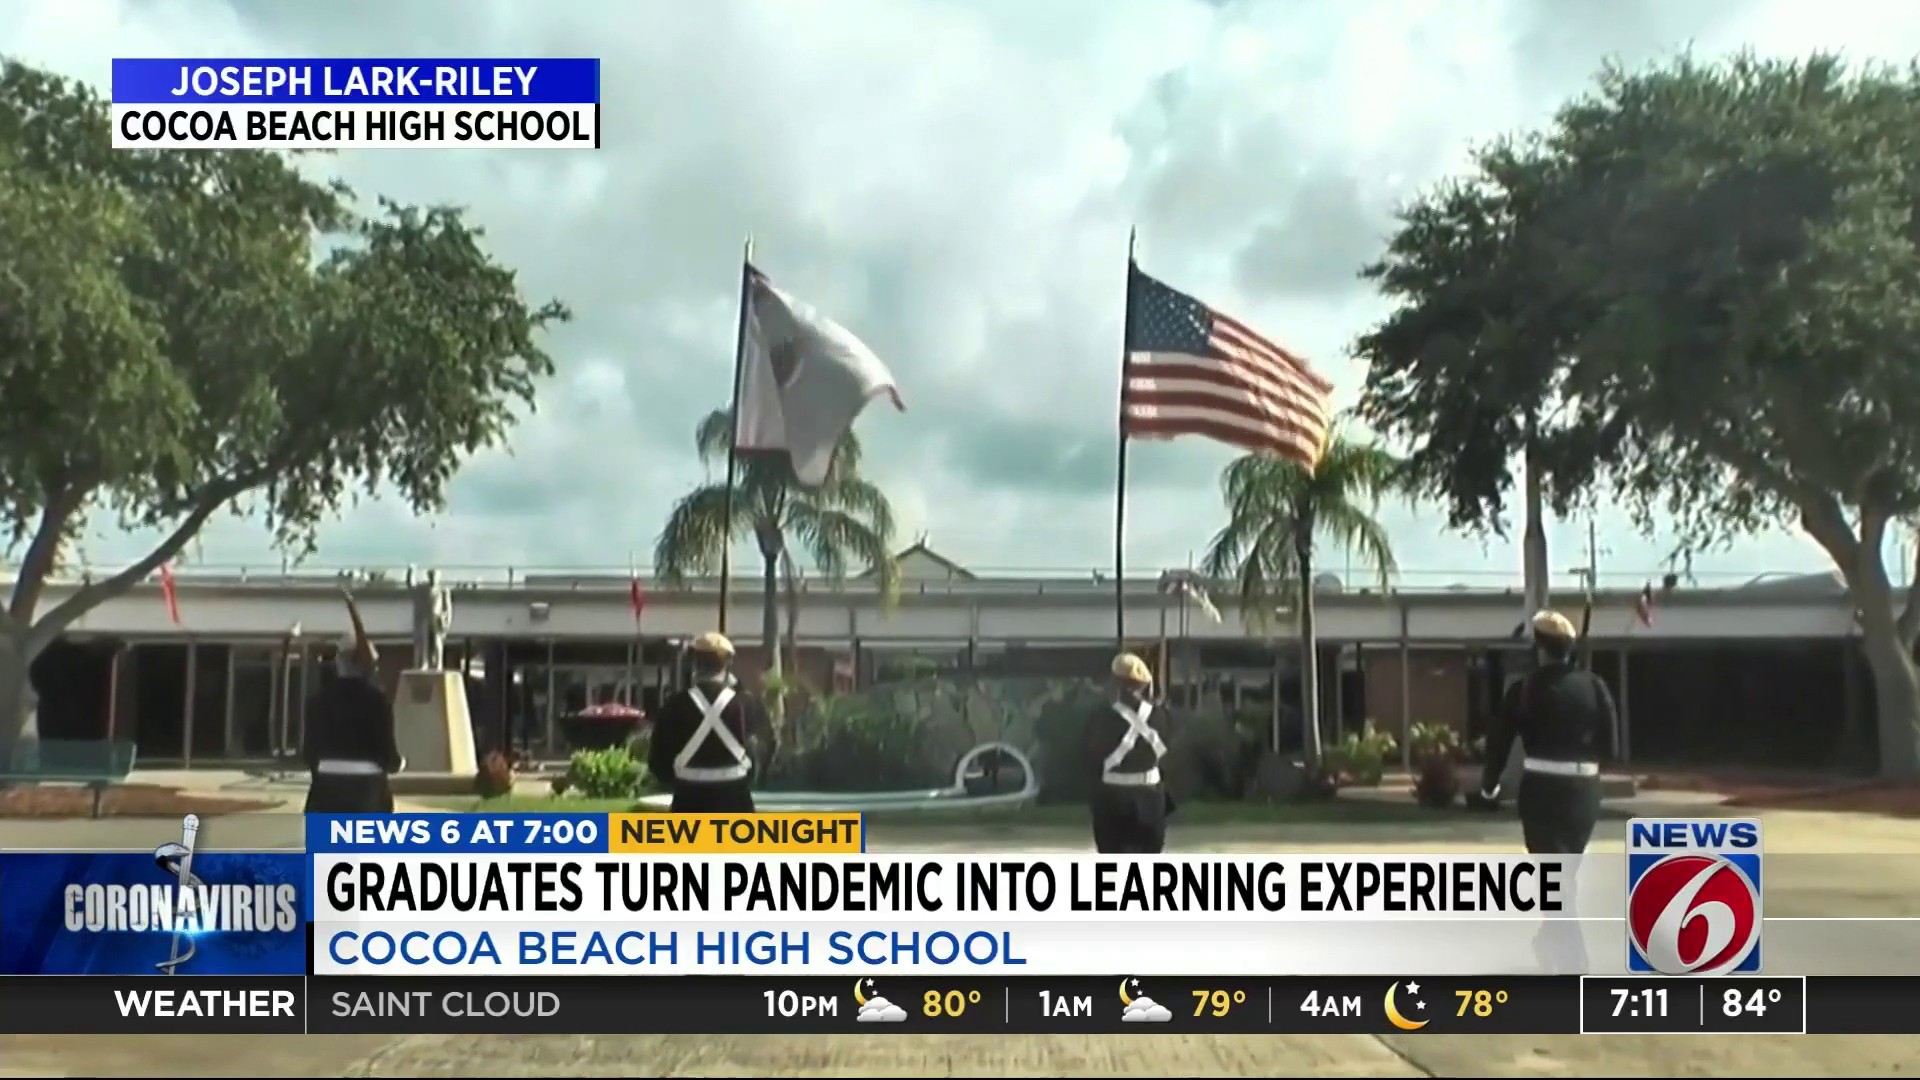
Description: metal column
1399,601,1412,771
182,641,198,768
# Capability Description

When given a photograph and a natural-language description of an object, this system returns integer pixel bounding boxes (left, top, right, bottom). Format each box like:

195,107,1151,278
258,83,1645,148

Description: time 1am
1613,988,1670,1018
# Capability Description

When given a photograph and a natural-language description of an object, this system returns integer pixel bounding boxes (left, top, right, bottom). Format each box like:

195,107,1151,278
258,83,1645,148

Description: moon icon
1119,978,1136,1007
1384,982,1428,1031
854,979,870,1006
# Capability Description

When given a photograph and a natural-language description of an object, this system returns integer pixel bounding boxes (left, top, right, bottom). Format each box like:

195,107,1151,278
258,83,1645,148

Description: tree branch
6,485,83,624
24,479,243,655
1900,528,1920,648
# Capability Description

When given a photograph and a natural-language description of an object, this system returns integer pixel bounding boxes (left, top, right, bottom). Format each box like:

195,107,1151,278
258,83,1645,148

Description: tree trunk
782,552,802,684
1858,610,1920,779
1522,426,1550,616
0,633,38,774
1297,535,1322,772
760,550,783,685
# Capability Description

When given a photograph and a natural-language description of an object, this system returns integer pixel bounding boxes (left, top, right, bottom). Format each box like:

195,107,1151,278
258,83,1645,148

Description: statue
412,570,453,671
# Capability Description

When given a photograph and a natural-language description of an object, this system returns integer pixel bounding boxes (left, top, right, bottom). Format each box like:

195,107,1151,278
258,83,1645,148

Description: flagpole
1113,228,1137,650
718,235,754,634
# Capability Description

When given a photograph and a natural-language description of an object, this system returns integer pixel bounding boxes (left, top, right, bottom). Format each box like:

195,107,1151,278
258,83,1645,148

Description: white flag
733,266,904,487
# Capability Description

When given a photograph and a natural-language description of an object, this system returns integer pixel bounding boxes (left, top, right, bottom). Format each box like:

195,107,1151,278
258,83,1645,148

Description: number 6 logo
1627,854,1761,976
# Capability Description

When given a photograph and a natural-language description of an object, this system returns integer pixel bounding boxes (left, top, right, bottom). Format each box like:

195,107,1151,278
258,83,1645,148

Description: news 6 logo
1626,818,1762,975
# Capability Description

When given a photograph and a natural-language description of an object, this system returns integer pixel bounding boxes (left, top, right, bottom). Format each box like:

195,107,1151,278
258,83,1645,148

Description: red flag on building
1635,582,1656,627
629,577,646,622
158,563,182,625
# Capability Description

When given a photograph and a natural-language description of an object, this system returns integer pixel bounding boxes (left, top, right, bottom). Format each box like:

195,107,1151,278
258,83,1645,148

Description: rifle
339,587,378,673
1577,578,1595,671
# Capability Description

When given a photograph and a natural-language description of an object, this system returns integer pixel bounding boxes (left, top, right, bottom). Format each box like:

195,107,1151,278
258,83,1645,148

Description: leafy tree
1198,429,1403,766
1359,52,1920,776
654,409,901,689
1356,143,1623,614
0,61,568,757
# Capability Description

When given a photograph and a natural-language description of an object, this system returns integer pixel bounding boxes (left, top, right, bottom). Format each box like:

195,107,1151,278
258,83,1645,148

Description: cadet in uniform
302,635,405,813
648,632,774,813
1479,610,1618,855
1083,653,1174,854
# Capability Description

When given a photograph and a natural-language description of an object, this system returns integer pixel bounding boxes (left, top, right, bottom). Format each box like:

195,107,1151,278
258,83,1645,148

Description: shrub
1409,722,1461,766
1323,721,1397,787
565,746,645,799
473,750,515,798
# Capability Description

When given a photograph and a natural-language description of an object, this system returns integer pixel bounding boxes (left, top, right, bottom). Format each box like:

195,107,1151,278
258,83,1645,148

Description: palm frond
693,408,733,466
815,475,897,545
1316,500,1399,590
653,482,740,583
1205,433,1404,623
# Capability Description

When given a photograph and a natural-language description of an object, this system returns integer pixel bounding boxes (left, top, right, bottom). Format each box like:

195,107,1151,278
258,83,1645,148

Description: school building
13,543,1887,774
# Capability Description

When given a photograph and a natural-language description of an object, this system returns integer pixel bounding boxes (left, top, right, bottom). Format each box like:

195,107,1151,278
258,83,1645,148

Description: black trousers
1518,770,1598,973
670,781,756,814
1518,771,1600,854
1090,786,1168,854
305,772,394,813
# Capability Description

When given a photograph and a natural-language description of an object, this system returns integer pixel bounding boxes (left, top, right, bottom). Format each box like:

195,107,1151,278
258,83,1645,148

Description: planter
560,705,646,753
1414,756,1461,809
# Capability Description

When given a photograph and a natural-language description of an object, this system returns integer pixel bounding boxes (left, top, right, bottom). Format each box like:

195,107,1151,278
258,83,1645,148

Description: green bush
566,746,646,799
1409,722,1462,765
766,695,945,792
1323,721,1397,787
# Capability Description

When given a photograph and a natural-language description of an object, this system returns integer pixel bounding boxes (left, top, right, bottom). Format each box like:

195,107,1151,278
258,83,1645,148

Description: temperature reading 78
1724,987,1781,1017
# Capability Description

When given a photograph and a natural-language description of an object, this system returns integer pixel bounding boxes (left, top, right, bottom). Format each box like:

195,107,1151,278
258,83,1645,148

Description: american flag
1121,266,1334,467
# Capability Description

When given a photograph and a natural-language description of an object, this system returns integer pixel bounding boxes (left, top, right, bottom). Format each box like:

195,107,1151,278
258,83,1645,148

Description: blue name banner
0,852,307,976
306,812,611,854
111,58,601,104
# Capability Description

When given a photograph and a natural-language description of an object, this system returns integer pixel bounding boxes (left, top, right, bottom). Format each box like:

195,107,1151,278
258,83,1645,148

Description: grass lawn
416,792,1507,827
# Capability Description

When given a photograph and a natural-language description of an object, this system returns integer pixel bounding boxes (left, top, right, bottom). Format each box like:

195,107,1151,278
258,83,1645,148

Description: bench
0,739,140,818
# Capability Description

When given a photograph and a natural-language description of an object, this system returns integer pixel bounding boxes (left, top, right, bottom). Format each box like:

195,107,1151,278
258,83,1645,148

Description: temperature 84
1191,989,1247,1018
1723,987,1782,1017
923,989,983,1018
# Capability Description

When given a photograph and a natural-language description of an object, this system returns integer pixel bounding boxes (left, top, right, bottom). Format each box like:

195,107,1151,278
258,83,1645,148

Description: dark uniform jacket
648,679,774,788
1480,661,1617,793
302,674,403,774
1082,697,1175,793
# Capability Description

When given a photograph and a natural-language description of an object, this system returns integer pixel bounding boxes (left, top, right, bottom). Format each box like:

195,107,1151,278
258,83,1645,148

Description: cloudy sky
8,0,1920,591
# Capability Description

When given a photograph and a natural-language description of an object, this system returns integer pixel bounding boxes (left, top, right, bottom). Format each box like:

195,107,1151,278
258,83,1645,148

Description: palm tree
1199,429,1404,770
655,408,901,694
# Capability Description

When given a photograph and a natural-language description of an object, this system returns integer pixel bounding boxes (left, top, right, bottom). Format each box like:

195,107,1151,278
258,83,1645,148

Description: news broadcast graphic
0,817,305,977
306,812,1612,977
0,971,1913,1037
1579,976,1806,1035
109,58,601,150
1625,817,1763,975
304,973,1575,1036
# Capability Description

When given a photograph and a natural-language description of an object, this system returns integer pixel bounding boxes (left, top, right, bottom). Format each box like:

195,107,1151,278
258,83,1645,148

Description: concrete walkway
4,805,1918,1076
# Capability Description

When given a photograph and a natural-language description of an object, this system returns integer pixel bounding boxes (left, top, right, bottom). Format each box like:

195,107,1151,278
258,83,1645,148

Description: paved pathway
3,807,1917,1076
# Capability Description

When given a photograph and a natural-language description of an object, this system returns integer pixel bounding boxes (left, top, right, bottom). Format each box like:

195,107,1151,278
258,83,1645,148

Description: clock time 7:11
1612,987,1668,1018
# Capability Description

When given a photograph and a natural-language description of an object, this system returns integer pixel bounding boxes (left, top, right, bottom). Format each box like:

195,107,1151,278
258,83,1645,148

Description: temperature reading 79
1724,987,1781,1017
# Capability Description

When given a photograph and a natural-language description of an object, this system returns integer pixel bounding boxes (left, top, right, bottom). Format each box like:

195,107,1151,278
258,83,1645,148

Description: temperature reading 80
1724,987,1781,1017
923,989,982,1018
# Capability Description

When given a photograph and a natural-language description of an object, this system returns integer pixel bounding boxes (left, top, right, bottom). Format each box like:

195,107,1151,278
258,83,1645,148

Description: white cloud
856,996,907,1023
1121,996,1172,1023
3,0,1914,587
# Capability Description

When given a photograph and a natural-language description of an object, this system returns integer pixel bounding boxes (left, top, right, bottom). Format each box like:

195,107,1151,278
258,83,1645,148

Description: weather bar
0,975,1912,1035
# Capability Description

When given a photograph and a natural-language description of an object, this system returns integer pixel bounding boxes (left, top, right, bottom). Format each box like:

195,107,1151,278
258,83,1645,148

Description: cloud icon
1122,997,1172,1023
858,996,908,1023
